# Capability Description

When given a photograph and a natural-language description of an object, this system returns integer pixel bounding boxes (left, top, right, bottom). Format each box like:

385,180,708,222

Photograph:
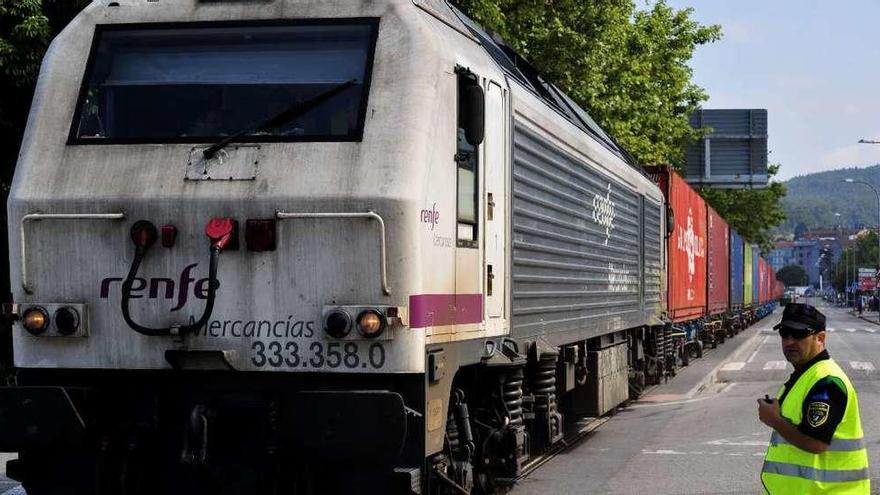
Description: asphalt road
514,300,880,495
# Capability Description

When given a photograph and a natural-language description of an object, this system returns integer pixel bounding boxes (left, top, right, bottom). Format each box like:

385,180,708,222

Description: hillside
779,165,880,233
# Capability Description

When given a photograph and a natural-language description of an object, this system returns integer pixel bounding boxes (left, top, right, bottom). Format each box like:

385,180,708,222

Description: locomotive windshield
70,20,378,144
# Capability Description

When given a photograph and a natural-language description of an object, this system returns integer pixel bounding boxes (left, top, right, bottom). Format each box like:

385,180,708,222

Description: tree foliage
776,264,807,287
0,1,50,82
700,164,788,251
452,0,721,167
832,231,880,291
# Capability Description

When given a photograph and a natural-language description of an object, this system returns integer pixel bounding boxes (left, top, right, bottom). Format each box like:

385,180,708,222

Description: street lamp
834,213,841,299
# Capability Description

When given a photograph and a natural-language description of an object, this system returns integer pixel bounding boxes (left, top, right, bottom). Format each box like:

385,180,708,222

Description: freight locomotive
0,1,783,494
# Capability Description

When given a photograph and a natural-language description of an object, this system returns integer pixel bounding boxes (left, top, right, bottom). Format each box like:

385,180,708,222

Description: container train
0,1,783,494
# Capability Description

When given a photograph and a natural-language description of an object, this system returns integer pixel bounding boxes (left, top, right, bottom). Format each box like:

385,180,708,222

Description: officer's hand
757,398,780,428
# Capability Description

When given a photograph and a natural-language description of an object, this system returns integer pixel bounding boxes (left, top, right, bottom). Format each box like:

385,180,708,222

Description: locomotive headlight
356,310,386,338
324,309,352,339
22,307,50,335
54,307,81,336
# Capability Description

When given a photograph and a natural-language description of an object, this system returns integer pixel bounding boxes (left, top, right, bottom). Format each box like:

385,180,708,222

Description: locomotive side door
483,80,508,321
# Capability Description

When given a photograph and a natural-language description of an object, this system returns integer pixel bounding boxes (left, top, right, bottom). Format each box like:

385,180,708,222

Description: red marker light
245,219,276,252
205,218,238,251
161,225,177,248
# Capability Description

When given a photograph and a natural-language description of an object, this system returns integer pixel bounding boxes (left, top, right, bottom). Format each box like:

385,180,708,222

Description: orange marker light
22,307,49,335
357,310,385,338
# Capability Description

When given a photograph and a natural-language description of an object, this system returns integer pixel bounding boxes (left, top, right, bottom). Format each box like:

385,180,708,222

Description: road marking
747,336,769,363
763,361,788,370
845,328,857,333
827,328,836,332
865,328,876,333
720,362,746,371
630,384,737,409
850,361,875,371
706,439,770,447
641,449,765,457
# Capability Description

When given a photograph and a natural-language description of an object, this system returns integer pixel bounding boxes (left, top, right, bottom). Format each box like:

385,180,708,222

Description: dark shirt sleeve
797,376,847,444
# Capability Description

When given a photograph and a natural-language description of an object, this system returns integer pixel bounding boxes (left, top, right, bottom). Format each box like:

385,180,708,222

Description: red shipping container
758,257,768,303
706,207,729,315
648,166,707,322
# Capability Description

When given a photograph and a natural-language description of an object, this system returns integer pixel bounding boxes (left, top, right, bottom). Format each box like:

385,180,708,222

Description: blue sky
664,0,880,180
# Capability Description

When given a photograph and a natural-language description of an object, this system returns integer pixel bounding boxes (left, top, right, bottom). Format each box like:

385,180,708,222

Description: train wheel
692,340,703,360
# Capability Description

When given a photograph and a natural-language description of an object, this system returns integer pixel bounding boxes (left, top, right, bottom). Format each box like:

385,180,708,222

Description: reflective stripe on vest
762,358,870,494
770,432,866,452
763,461,869,483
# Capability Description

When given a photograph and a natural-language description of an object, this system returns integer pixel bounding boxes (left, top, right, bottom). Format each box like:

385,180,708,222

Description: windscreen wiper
202,79,357,160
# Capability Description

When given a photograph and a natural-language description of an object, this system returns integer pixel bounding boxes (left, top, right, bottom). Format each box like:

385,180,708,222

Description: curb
686,313,774,399
858,315,880,327
684,319,775,398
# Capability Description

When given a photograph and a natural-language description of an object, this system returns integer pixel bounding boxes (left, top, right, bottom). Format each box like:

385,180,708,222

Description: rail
274,210,390,295
20,212,127,294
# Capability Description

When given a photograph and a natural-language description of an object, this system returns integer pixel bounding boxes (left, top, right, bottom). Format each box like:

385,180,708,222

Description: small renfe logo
592,184,616,245
421,203,440,231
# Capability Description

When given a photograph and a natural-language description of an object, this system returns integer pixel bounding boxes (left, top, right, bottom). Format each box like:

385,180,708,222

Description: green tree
700,164,788,251
776,264,807,287
0,0,50,83
833,232,880,291
452,0,721,167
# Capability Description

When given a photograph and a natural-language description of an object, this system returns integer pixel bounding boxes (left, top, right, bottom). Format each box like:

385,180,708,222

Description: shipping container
707,207,730,315
767,261,779,302
743,245,753,306
758,257,766,303
729,229,744,310
751,246,760,305
647,166,707,322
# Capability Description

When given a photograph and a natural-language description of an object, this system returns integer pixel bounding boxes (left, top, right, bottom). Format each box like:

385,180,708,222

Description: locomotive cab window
456,69,484,248
70,20,378,144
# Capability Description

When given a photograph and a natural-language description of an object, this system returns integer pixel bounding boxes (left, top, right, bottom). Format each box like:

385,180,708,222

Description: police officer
757,303,870,494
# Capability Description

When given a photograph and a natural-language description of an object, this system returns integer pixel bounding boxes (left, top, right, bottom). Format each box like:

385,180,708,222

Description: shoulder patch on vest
807,401,830,427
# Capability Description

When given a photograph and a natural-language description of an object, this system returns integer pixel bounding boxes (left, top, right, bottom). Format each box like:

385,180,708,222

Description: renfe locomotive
0,1,782,494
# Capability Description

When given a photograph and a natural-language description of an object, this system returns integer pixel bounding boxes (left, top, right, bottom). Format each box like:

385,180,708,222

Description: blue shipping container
729,229,744,309
751,245,760,305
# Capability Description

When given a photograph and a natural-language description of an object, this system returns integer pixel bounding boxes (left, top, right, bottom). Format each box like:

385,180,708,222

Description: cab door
483,80,508,320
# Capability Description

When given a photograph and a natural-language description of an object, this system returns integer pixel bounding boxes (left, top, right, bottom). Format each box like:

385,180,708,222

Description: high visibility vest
762,358,870,494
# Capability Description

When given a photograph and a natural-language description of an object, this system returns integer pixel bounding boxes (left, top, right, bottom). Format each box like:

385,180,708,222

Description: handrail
21,212,126,294
274,210,390,295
